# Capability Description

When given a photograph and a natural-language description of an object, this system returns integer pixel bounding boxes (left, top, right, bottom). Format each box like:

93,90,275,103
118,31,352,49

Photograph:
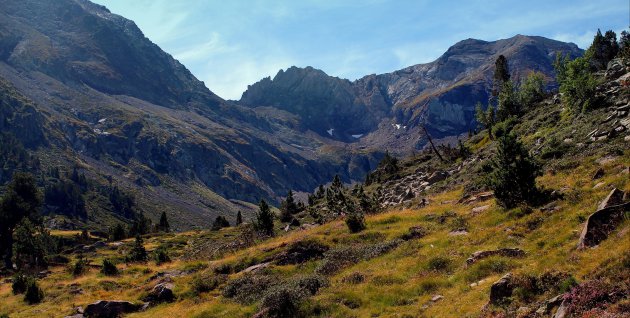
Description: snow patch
352,134,363,138
327,128,334,136
98,118,107,124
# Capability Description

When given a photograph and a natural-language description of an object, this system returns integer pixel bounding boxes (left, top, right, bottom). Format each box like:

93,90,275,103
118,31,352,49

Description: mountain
0,0,582,230
240,36,582,149
0,0,382,229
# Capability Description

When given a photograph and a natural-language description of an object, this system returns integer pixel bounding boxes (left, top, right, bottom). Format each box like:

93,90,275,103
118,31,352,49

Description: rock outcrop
578,188,630,249
83,300,143,318
489,273,514,305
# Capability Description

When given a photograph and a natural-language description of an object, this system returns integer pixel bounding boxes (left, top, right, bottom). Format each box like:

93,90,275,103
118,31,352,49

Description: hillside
0,0,385,229
1,52,628,317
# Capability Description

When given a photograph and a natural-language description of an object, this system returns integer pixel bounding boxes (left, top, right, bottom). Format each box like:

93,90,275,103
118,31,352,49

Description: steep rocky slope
241,36,582,150
0,0,382,229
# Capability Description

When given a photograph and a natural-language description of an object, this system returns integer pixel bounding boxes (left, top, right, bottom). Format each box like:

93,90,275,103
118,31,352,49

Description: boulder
143,283,174,304
427,171,448,184
592,168,605,180
605,59,626,79
597,188,624,210
489,273,514,305
536,294,564,315
242,262,271,273
578,189,630,249
470,205,490,215
83,300,143,318
466,248,526,266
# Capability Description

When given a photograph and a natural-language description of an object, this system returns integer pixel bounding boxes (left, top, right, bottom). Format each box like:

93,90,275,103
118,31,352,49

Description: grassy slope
1,150,628,317
2,74,630,317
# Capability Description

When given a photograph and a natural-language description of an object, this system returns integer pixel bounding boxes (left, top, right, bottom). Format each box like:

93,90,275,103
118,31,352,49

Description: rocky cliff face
240,35,582,146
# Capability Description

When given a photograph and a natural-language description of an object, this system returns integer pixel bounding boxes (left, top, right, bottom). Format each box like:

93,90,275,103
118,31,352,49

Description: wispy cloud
95,0,629,99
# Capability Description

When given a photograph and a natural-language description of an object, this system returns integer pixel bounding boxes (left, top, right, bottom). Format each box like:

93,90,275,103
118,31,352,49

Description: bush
222,274,276,304
126,235,147,263
554,53,598,113
261,286,307,318
11,273,29,294
190,274,221,295
485,131,541,209
153,246,171,265
342,272,365,284
275,239,329,265
24,280,44,304
316,240,400,275
101,259,119,276
426,256,453,273
72,258,89,276
345,211,366,233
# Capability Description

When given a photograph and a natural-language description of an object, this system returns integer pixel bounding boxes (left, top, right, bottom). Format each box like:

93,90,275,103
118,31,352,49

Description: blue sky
93,0,628,100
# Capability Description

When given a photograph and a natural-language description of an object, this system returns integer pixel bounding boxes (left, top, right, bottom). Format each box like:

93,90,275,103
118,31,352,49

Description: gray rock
143,283,175,304
83,300,143,318
578,188,630,249
489,273,514,305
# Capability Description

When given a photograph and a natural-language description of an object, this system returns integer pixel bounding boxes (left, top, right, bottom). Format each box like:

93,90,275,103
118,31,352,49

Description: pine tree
236,210,243,226
331,175,343,192
211,216,230,231
126,235,147,262
109,223,126,241
279,190,299,222
345,201,366,233
255,199,275,237
493,55,510,97
485,130,541,209
158,212,170,232
0,172,42,269
496,81,519,121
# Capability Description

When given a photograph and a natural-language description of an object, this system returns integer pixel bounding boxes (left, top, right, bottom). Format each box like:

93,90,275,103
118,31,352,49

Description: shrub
12,273,29,294
417,278,449,295
485,131,541,209
554,52,598,113
292,275,328,295
564,279,624,316
316,240,400,275
72,258,89,276
101,259,119,276
426,256,453,273
222,274,276,304
126,235,147,263
345,211,366,233
24,280,44,304
190,274,221,295
275,239,329,265
211,216,230,231
342,272,365,285
261,286,307,318
153,246,171,265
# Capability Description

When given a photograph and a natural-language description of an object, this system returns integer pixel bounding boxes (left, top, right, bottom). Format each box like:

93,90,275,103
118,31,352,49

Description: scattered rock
83,300,143,318
489,273,514,305
427,171,448,183
431,295,444,302
466,248,526,266
552,299,568,318
401,226,428,240
143,283,175,304
536,294,564,315
605,59,626,79
448,229,469,236
593,182,605,189
471,205,490,215
242,262,271,273
592,168,605,180
578,188,630,249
